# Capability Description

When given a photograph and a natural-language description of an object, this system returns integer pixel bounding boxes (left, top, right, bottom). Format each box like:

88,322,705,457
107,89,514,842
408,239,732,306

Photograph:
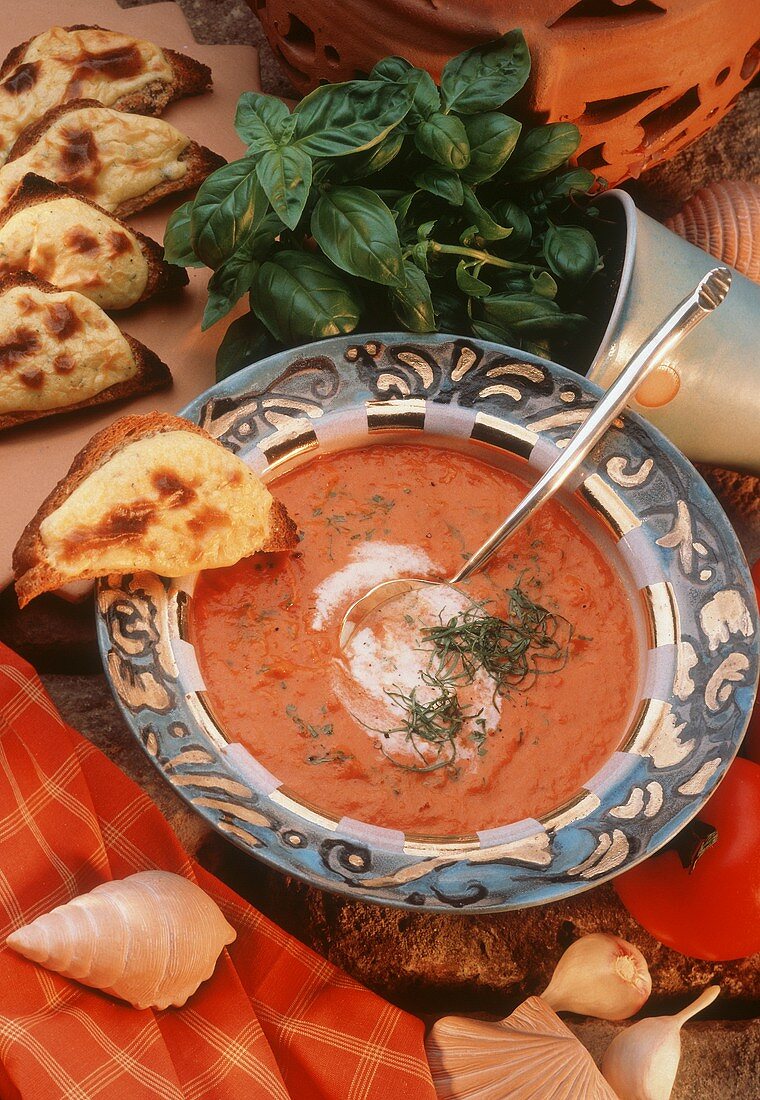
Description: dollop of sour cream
312,543,501,768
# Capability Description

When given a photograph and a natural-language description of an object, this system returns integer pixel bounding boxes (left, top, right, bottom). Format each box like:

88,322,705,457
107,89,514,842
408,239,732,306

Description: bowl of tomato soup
96,334,759,911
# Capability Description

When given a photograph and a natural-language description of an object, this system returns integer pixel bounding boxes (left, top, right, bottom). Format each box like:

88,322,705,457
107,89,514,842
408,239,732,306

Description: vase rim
589,188,637,377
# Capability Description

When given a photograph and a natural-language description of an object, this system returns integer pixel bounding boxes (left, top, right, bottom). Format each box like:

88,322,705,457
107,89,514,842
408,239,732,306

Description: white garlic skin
6,871,236,1010
542,932,652,1021
601,986,720,1100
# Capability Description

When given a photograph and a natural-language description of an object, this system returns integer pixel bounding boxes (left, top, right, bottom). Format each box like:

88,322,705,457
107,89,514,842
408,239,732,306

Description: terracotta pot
250,0,760,185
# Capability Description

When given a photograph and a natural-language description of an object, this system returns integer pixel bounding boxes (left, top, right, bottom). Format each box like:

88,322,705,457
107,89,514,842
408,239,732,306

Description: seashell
426,996,618,1099
666,180,760,284
6,871,236,1010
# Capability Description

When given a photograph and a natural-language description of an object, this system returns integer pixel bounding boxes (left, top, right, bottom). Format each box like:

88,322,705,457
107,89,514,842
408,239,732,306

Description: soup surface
191,444,640,835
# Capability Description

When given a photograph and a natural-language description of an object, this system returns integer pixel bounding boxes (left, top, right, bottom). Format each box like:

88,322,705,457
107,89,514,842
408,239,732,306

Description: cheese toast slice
0,272,171,432
13,413,299,607
2,100,226,215
0,24,211,163
0,174,188,309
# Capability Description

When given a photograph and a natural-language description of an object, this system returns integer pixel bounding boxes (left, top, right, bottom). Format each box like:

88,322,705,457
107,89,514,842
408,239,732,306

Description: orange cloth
0,643,436,1100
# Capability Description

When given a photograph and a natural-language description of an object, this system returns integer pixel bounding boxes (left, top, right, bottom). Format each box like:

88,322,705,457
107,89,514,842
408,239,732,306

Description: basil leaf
412,166,464,205
414,112,470,170
250,251,362,343
370,56,413,82
311,186,405,287
456,260,491,298
191,158,264,269
471,318,512,345
433,289,466,332
535,168,595,204
522,337,552,359
235,92,291,153
164,201,205,267
543,224,600,284
216,312,279,382
462,186,512,240
440,31,530,114
293,80,413,157
338,131,405,180
480,292,586,335
530,270,558,299
394,191,419,224
255,145,312,230
490,199,532,255
508,123,581,183
202,245,259,330
390,261,435,331
408,240,431,272
249,210,285,260
460,113,521,183
371,57,440,122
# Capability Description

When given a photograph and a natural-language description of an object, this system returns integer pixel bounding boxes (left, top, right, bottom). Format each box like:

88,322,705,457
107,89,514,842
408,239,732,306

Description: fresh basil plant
164,31,604,381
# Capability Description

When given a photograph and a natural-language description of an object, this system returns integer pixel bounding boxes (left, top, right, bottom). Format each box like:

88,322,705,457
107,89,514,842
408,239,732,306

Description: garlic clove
541,932,652,1021
601,986,720,1100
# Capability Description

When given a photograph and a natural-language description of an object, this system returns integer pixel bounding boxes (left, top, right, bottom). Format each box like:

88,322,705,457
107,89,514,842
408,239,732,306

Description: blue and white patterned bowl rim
96,333,759,912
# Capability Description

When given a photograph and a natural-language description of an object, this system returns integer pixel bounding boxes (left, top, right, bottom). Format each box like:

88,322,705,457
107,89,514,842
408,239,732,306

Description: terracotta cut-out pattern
251,0,760,184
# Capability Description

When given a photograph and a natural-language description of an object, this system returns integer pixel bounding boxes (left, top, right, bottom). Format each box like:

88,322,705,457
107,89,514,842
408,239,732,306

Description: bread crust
0,25,212,114
0,271,172,433
5,98,226,216
13,413,299,606
0,173,189,303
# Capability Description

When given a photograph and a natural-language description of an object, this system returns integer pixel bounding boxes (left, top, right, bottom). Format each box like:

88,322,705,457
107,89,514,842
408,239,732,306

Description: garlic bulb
602,985,720,1100
666,180,760,283
542,933,652,1020
426,996,618,1099
6,871,236,1010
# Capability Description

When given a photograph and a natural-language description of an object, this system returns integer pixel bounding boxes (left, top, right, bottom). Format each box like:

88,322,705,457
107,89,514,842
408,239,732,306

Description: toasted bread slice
0,174,188,310
0,25,211,163
13,413,299,606
0,271,171,432
2,100,226,216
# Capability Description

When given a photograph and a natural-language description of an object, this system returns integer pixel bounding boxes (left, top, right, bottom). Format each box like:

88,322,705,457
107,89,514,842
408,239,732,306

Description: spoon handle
452,266,732,584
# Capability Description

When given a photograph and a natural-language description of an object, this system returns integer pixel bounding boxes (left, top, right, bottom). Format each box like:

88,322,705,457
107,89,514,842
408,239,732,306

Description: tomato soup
191,444,640,835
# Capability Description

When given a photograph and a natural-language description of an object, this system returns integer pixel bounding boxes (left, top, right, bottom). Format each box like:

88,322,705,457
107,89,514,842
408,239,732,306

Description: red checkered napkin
0,643,435,1099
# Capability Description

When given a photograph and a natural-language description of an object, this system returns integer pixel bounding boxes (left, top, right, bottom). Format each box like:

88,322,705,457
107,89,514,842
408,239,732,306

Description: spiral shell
666,180,760,283
426,996,618,1099
6,871,236,1010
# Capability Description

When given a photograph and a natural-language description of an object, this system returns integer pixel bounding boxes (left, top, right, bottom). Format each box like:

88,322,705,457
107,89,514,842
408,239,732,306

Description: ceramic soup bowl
96,334,759,911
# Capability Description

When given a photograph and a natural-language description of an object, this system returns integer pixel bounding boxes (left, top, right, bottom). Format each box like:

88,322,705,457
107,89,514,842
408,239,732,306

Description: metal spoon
339,266,732,649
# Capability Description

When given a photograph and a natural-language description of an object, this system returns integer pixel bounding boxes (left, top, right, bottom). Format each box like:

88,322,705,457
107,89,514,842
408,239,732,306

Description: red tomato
614,758,760,960
740,558,760,763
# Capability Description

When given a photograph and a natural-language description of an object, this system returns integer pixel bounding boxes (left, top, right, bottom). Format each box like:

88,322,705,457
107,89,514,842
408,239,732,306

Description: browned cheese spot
67,45,145,98
106,230,132,257
0,326,40,370
53,352,75,374
58,127,100,190
44,301,82,339
3,62,39,96
62,500,156,560
64,227,100,255
16,294,40,316
151,469,197,508
19,366,44,388
186,505,228,538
